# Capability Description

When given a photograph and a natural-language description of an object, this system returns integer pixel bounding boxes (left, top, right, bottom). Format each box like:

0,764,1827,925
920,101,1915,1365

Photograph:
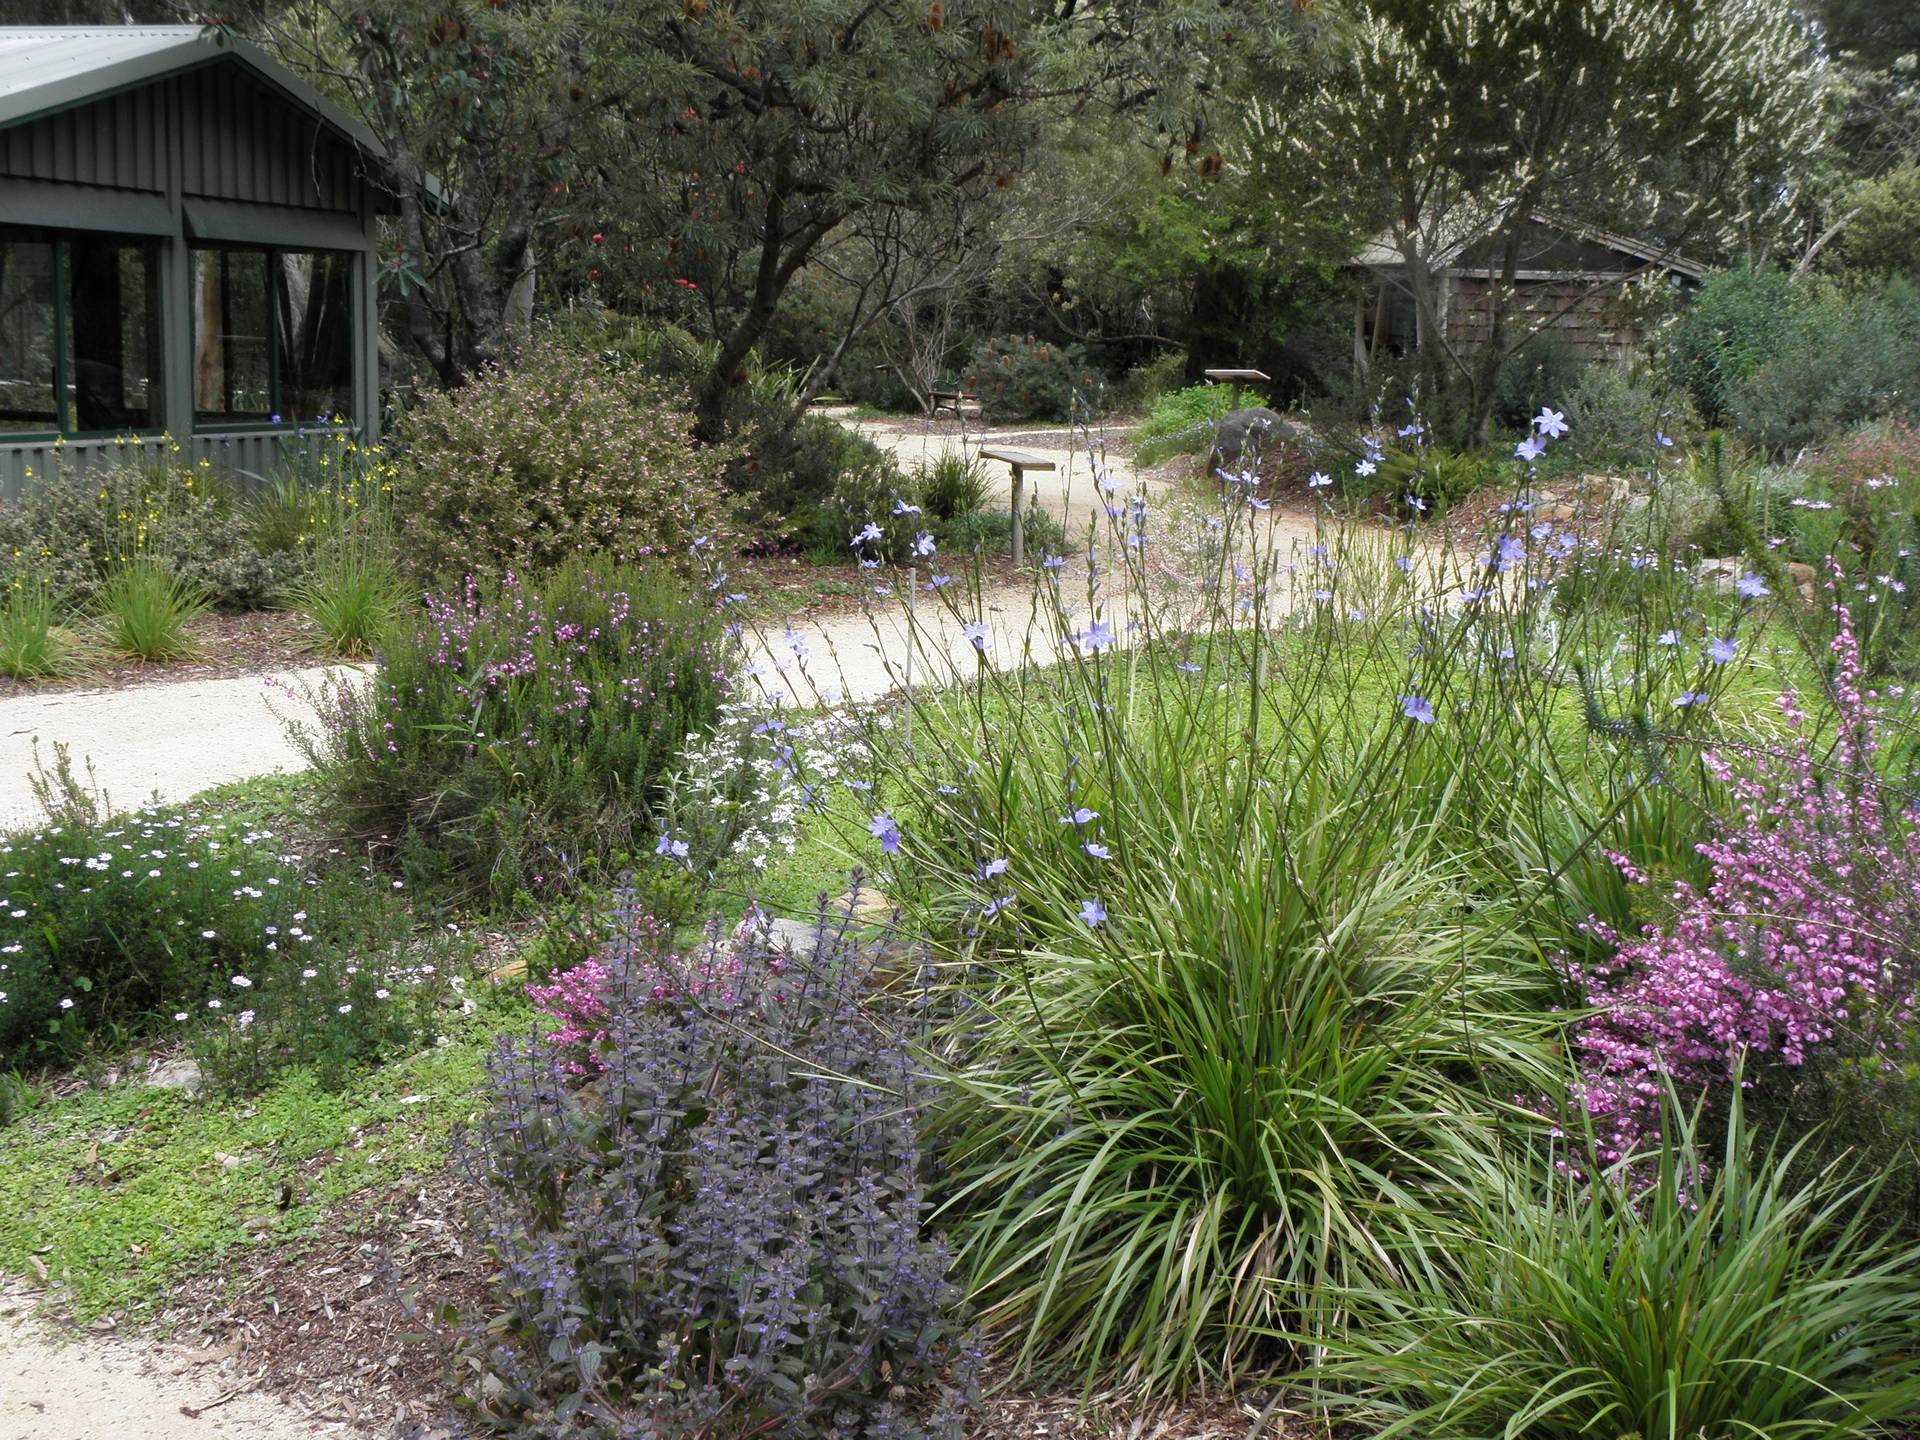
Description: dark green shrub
801,445,920,561
454,895,977,1438
914,451,990,523
1487,330,1585,431
300,558,729,908
1113,351,1188,412
941,504,1067,559
964,333,1100,422
0,803,358,1068
1733,275,1920,454
743,412,901,541
387,338,728,584
1664,264,1808,418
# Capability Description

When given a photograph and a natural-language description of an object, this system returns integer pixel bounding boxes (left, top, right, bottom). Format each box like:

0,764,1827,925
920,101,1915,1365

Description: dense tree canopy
1239,0,1826,442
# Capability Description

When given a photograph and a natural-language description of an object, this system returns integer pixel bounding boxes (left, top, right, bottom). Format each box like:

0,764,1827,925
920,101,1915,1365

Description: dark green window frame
190,243,356,431
0,224,165,442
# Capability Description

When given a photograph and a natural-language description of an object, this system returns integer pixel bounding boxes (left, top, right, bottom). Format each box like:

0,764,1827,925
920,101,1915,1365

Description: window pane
0,238,59,433
192,248,272,421
67,237,161,431
274,251,354,423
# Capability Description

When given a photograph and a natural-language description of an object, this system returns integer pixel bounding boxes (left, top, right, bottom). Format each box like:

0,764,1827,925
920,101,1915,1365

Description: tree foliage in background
1243,0,1827,444
247,0,1305,432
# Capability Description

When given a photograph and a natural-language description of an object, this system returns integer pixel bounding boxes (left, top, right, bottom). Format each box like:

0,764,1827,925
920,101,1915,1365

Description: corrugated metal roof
0,26,389,164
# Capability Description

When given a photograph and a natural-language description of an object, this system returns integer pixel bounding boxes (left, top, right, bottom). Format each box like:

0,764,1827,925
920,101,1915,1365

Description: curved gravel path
0,665,348,831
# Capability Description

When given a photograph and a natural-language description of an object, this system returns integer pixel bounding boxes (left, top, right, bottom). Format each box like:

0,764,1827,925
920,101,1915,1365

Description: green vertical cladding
0,29,400,490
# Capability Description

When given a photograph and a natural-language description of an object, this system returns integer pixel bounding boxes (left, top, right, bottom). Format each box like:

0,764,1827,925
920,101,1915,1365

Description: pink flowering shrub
300,557,729,905
526,958,614,1075
1572,601,1920,1164
525,897,758,1076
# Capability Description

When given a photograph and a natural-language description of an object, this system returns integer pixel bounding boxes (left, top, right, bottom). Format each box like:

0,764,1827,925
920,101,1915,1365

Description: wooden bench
978,446,1056,566
928,386,976,419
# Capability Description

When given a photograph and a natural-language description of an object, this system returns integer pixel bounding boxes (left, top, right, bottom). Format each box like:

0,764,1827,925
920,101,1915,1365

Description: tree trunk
693,154,840,444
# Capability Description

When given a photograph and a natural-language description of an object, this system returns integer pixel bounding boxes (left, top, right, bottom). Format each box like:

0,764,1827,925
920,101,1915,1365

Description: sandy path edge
0,1293,343,1440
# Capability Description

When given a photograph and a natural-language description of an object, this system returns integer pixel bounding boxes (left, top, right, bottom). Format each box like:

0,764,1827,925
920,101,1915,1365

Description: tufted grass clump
1311,1088,1920,1440
93,556,208,661
704,405,1846,1391
0,575,83,680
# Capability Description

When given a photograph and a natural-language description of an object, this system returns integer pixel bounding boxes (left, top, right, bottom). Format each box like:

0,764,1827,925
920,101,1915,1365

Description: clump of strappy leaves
452,893,978,1439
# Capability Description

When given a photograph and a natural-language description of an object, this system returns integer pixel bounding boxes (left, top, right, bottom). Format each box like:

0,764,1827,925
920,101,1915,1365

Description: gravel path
0,665,347,831
0,1298,340,1440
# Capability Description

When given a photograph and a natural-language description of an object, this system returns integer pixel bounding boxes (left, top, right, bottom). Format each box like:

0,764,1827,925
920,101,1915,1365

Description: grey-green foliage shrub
1560,363,1699,465
0,459,300,609
387,336,728,584
1734,274,1920,454
1313,1090,1920,1440
964,333,1100,422
551,309,872,535
1665,264,1807,418
453,896,978,1439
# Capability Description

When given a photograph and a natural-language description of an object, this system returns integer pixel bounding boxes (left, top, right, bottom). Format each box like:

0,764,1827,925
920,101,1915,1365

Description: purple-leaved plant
456,889,977,1438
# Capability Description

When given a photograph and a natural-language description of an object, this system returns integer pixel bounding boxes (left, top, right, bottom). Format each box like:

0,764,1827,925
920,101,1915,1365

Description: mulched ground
160,1169,489,1440
0,609,328,702
151,1156,1307,1440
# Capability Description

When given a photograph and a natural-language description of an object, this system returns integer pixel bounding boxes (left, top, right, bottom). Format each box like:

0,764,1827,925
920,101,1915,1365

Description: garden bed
0,609,325,701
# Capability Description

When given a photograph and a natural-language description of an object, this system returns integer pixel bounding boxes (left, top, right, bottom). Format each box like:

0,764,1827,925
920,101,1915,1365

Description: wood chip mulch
159,1169,490,1440
148,1156,1311,1440
0,608,330,701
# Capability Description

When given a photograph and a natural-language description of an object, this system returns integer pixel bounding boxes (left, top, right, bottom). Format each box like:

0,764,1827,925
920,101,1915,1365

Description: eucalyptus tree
253,0,1308,425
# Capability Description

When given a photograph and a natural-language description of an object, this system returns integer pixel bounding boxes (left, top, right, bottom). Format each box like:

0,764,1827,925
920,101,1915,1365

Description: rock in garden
144,1058,202,1094
834,886,892,919
1696,557,1744,592
1209,408,1299,475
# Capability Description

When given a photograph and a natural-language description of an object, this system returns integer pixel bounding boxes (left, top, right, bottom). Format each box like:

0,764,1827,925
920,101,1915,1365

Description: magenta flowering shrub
302,557,729,905
1572,604,1920,1163
525,958,613,1075
524,902,754,1074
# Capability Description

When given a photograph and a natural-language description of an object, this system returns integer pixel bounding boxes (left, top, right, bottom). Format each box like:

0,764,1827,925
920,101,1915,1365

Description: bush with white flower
656,702,869,877
0,804,459,1085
